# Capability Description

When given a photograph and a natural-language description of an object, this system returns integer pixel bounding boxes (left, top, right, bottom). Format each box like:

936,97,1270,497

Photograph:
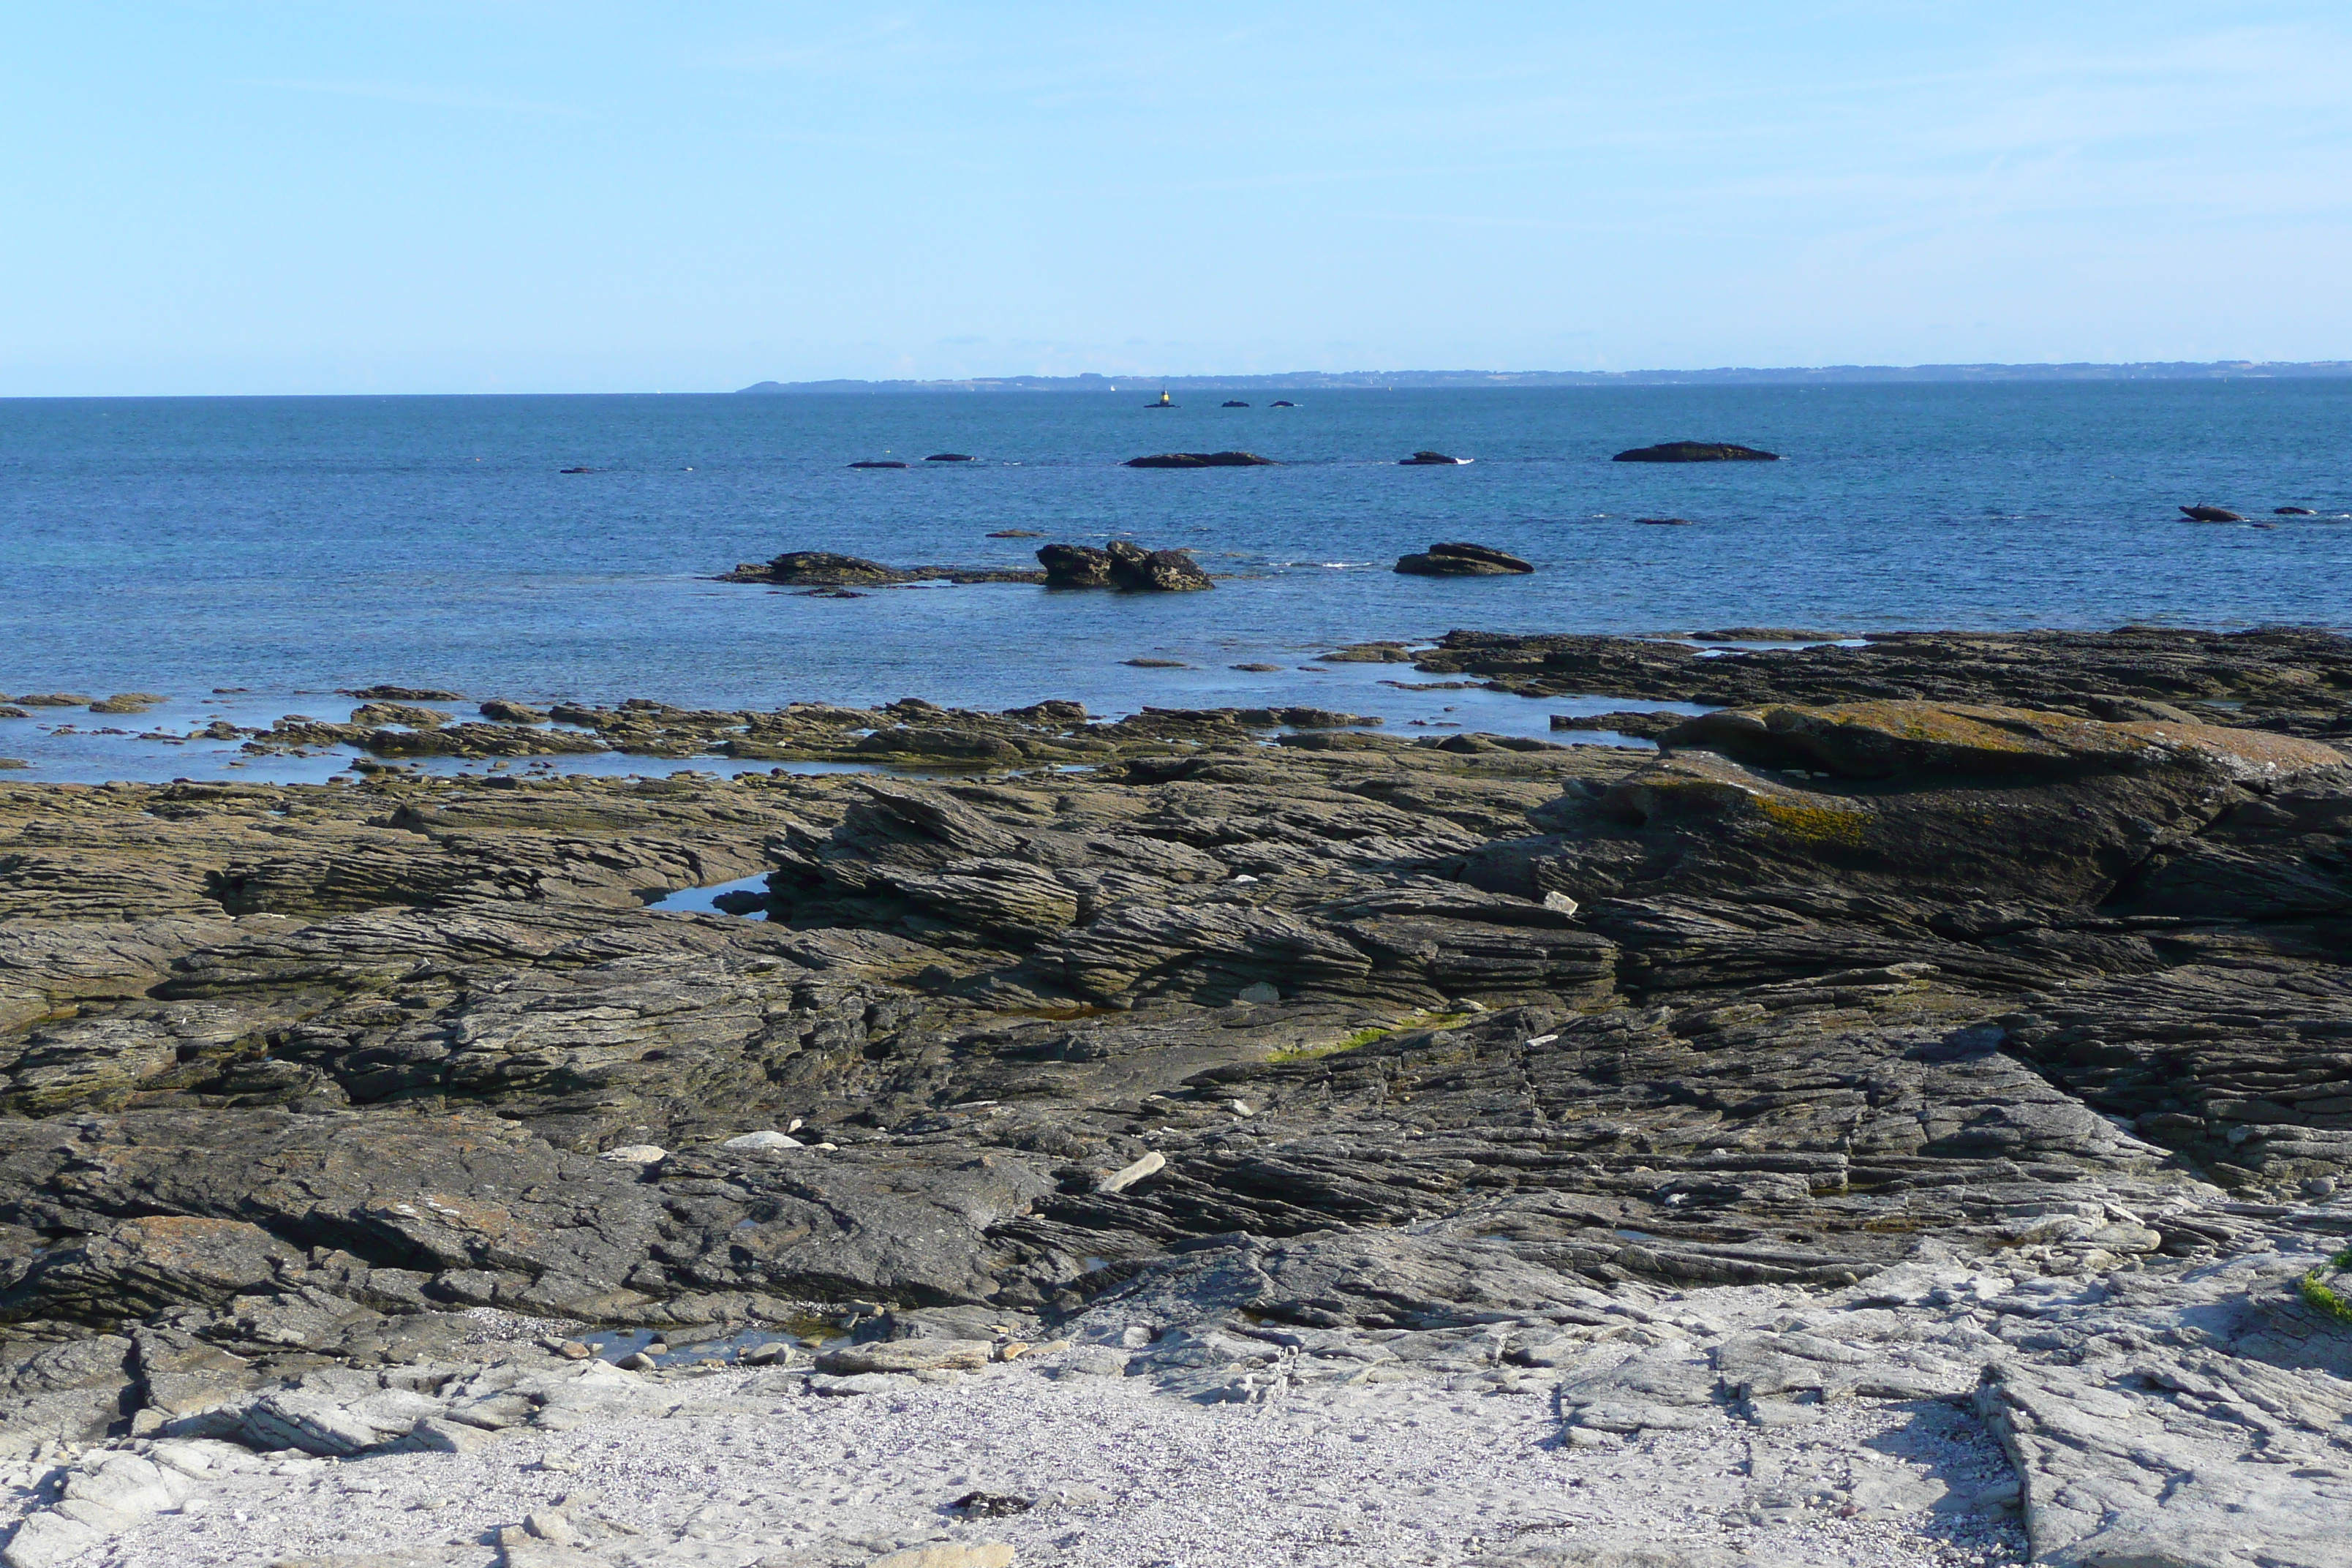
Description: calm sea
2,382,2346,781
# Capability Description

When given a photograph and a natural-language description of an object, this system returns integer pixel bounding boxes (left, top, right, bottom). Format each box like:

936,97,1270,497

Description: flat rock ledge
717,551,1045,588
1123,451,1275,468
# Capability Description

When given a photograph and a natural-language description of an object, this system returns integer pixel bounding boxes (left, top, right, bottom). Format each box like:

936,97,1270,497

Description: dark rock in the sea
1123,658,1188,668
848,461,908,470
1124,452,1275,468
1269,400,1296,407
12,694,94,707
1038,545,1115,588
1400,451,1464,465
1685,628,1835,642
559,467,598,474
342,686,465,702
2180,505,2245,522
988,529,1044,538
1221,401,1249,408
1038,540,1208,592
1613,441,1781,462
2276,507,2318,516
1637,516,1695,526
1394,543,1534,576
1107,540,1213,592
478,700,550,724
1230,663,1281,672
800,588,866,599
927,453,975,462
722,551,1047,588
753,552,903,586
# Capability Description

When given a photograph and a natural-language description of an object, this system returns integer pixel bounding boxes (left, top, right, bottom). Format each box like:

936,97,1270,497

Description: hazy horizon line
10,357,2352,402
741,358,2352,394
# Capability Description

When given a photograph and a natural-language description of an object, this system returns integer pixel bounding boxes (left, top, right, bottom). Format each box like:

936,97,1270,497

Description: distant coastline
739,360,2352,394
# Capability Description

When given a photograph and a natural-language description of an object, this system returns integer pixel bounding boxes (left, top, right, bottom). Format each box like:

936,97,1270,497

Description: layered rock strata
3,627,2351,1564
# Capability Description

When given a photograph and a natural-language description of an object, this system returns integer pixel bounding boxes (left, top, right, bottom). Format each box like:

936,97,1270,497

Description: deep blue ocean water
2,382,2347,781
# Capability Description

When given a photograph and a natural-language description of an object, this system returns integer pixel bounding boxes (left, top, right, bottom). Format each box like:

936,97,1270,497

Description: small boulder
1098,1151,1166,1192
1612,441,1780,462
479,699,549,724
721,1130,804,1151
1394,542,1534,576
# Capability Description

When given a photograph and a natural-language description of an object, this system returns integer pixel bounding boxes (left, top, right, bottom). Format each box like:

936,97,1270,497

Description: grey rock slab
814,1340,992,1375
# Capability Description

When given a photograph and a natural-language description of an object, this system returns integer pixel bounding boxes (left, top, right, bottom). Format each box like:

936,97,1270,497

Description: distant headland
738,360,2352,394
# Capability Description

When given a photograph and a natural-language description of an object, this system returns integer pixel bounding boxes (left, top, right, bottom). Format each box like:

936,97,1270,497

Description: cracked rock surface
2,625,2351,1565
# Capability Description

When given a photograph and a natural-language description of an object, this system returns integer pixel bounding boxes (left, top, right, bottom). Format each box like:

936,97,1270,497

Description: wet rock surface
1395,543,1535,577
4,625,2352,1564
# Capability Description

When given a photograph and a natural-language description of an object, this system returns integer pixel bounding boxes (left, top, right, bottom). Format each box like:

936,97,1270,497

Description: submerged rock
1400,451,1464,465
1612,441,1780,462
1394,542,1534,576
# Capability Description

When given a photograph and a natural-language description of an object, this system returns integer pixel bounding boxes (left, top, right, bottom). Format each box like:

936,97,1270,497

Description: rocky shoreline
2,625,2351,1567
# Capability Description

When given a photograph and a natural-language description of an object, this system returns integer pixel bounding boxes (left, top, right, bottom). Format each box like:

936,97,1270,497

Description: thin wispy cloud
241,78,585,116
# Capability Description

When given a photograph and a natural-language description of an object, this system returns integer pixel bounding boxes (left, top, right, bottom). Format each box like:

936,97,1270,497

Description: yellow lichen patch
1754,796,1872,848
1267,1011,1472,1063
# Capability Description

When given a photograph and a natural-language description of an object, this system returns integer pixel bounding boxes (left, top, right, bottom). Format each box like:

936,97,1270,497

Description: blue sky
4,3,2348,393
